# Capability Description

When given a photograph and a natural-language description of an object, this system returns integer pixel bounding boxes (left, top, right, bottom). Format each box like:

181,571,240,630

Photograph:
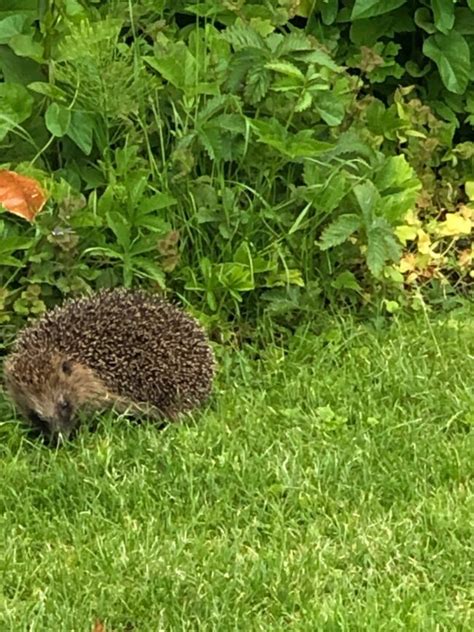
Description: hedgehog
3,289,215,440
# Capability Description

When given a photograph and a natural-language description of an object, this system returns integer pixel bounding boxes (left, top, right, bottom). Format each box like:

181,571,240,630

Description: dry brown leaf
0,169,47,221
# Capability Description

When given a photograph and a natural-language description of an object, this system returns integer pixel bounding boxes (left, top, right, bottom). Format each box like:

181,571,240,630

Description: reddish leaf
0,170,47,221
92,620,106,632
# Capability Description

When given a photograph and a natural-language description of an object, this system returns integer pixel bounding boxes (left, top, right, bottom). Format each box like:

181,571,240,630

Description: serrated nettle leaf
45,103,71,137
366,223,402,276
213,113,246,135
354,181,380,221
271,76,303,93
331,270,362,291
366,228,388,277
423,31,471,94
295,91,313,112
299,49,343,72
139,193,177,213
432,0,455,34
133,258,166,287
351,0,406,21
106,211,130,249
265,61,305,80
274,31,312,56
244,65,271,104
225,48,266,93
222,20,265,50
319,214,362,250
196,95,231,124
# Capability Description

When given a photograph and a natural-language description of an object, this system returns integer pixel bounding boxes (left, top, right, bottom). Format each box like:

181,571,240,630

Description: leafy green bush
0,0,472,339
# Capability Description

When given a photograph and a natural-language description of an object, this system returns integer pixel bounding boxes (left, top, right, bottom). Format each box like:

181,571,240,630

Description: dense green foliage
0,0,473,339
1,314,473,628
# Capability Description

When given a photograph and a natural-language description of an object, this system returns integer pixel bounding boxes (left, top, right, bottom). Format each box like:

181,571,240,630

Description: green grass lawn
0,311,473,630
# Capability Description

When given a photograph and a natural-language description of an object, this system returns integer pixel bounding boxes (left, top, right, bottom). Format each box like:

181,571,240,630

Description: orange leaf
92,620,106,632
0,170,47,221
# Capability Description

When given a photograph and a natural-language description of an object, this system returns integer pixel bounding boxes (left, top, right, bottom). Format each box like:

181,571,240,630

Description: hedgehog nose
48,428,71,446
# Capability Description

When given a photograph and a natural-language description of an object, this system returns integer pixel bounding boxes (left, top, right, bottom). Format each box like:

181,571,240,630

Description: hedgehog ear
61,360,73,375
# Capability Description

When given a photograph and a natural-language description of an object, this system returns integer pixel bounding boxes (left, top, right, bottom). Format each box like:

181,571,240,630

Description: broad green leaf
9,33,43,60
432,0,455,34
83,246,123,260
0,236,33,254
0,82,33,140
314,92,346,126
28,81,68,101
350,12,406,45
321,0,339,25
455,8,474,35
66,110,94,154
351,0,405,20
45,103,71,137
319,214,362,250
375,156,421,223
0,46,42,84
217,262,254,292
414,7,436,34
0,3,37,19
0,254,23,266
375,155,416,190
251,119,333,158
465,181,474,200
139,193,177,214
145,42,197,92
423,31,470,94
0,14,28,43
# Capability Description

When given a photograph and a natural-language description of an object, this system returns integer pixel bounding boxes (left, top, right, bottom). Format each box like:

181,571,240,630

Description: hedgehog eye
61,360,72,375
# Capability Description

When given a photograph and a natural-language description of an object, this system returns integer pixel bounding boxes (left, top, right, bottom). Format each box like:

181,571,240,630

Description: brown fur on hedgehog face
4,353,107,440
